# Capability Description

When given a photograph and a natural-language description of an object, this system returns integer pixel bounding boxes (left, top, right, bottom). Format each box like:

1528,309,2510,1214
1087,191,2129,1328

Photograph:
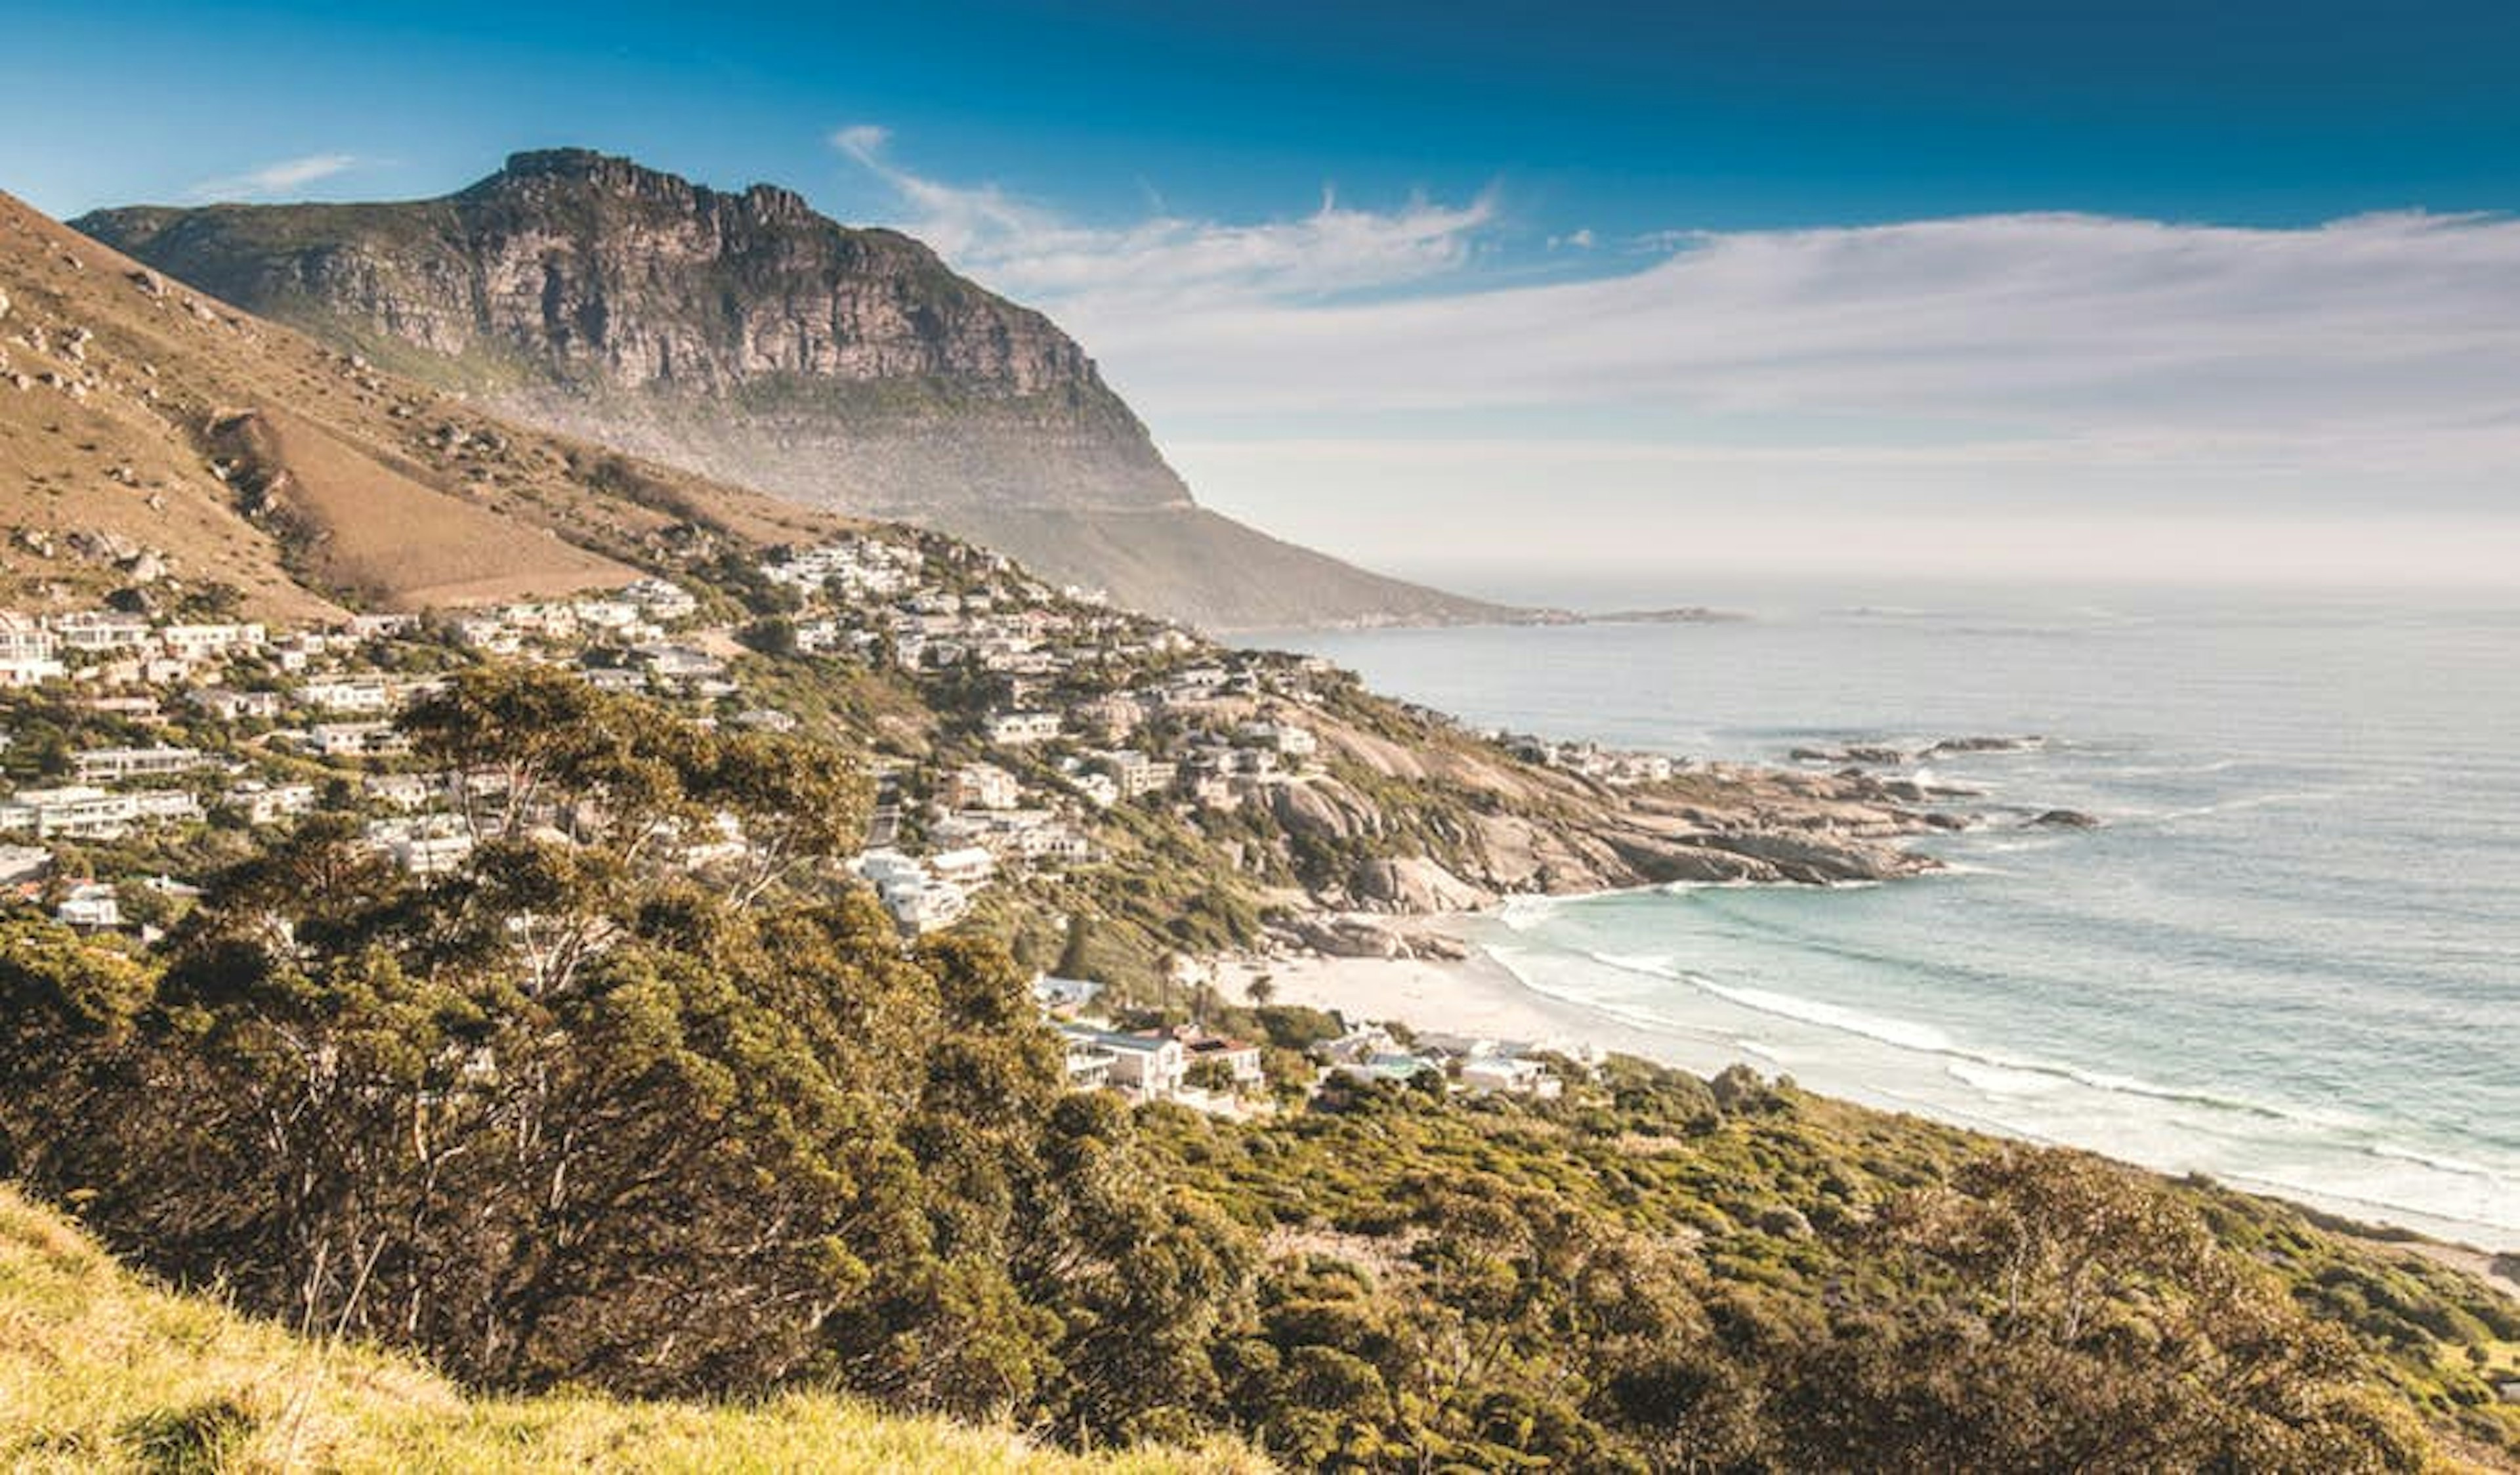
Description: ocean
1255,578,2520,1251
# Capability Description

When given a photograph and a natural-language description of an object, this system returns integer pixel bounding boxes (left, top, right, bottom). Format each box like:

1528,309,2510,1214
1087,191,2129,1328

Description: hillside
75,150,1513,631
1,187,863,619
0,1185,1257,1473
12,177,2517,1470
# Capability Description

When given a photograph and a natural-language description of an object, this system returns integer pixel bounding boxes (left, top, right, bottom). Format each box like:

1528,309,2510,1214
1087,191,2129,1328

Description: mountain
0,186,862,620
75,150,1511,631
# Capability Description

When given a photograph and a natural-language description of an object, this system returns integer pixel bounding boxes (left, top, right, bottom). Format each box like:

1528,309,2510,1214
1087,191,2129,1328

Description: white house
854,851,972,934
49,611,151,651
367,815,474,876
945,763,1021,811
0,614,58,664
927,845,997,888
158,623,266,661
620,578,699,620
363,772,440,809
72,746,207,782
299,676,396,714
191,687,284,721
1064,1027,1188,1102
0,654,66,687
226,780,320,825
1243,721,1320,759
1096,750,1177,800
1460,1056,1564,1100
5,786,201,838
56,882,122,931
306,722,410,758
986,710,1062,746
1057,1035,1116,1090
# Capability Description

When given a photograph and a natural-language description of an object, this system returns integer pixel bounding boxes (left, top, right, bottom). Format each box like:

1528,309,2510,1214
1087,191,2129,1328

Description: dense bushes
0,668,2504,1468
0,670,1250,1434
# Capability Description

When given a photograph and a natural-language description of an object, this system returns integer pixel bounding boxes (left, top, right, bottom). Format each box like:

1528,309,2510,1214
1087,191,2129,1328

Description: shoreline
1213,920,2520,1289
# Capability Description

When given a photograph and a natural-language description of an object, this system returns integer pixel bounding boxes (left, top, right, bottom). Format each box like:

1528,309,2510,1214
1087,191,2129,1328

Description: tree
1773,1146,2429,1473
1055,912,1096,979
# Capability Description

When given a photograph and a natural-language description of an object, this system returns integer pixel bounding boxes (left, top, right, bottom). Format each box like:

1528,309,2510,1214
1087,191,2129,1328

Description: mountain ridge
75,150,1513,631
0,184,862,620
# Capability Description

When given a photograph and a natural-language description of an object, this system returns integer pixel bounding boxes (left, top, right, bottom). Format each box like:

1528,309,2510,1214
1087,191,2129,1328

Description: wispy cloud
1091,209,2520,470
831,124,1496,313
185,152,360,202
830,127,2520,577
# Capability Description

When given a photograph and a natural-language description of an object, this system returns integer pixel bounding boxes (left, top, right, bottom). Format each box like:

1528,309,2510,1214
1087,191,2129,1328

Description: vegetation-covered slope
3,668,2513,1472
0,1185,1257,1472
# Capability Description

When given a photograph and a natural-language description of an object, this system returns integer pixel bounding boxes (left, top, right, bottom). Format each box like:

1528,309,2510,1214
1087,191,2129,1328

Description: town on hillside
0,532,1647,1110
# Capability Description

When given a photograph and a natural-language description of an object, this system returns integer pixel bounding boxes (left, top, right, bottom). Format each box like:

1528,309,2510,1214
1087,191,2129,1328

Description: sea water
1255,579,2519,1250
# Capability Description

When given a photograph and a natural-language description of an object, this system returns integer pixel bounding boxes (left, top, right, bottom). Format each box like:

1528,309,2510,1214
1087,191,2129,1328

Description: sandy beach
1213,914,1746,1071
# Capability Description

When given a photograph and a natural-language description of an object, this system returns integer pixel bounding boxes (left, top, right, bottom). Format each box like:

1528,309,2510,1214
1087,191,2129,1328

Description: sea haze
1253,578,2520,1250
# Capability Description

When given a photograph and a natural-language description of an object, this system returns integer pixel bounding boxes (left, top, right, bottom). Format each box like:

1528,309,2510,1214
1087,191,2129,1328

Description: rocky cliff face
76,152,1508,630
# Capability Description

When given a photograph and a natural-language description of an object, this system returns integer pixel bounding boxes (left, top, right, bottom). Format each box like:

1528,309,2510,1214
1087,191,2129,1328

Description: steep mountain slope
0,188,859,618
75,150,1512,631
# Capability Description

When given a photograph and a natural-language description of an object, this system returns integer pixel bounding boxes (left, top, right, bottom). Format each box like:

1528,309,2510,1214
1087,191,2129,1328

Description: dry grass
0,1185,1267,1473
1,190,860,621
220,406,631,609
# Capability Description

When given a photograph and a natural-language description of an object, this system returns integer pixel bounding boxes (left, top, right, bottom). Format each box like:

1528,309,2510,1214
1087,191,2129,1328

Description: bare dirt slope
215,406,629,609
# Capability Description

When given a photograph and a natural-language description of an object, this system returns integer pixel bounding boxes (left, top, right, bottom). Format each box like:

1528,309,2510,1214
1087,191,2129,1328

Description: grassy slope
0,1186,1262,1474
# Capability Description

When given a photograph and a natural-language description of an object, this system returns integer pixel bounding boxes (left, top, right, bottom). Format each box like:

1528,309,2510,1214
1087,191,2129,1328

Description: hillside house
299,676,396,714
72,746,207,782
1096,750,1177,800
1064,1027,1188,1102
49,611,150,651
306,722,410,758
56,882,122,932
945,763,1022,811
190,687,284,721
0,786,201,840
226,780,320,825
1460,1056,1564,1100
1181,1032,1266,1090
158,623,266,661
986,710,1062,746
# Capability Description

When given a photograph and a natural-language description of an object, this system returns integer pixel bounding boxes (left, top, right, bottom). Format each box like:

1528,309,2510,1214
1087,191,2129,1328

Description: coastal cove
1244,580,2520,1254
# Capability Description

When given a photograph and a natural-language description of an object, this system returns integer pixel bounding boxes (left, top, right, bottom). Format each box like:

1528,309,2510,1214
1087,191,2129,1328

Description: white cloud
831,124,1496,314
831,127,2520,580
1095,211,2520,473
185,152,360,202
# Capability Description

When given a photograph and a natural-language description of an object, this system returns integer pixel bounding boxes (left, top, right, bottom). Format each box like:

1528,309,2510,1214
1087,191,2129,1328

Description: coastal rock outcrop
1790,735,2046,766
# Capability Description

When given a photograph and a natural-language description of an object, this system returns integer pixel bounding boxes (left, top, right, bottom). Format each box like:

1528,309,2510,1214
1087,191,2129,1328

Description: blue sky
9,1,2519,588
